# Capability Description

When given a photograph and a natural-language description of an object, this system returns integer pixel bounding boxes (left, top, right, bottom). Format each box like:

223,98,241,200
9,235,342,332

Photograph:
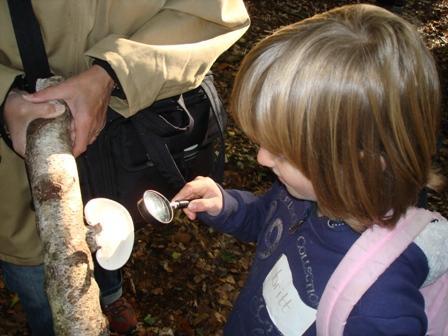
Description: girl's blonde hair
231,4,440,230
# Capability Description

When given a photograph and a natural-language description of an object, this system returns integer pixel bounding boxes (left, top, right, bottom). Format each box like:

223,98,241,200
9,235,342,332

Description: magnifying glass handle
170,200,190,210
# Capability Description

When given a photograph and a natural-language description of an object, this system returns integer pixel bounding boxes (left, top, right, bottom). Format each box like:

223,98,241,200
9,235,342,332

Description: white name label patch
263,254,316,335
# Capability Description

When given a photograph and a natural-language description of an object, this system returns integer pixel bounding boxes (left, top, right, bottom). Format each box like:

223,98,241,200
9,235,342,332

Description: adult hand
23,65,115,157
172,176,223,220
3,89,65,157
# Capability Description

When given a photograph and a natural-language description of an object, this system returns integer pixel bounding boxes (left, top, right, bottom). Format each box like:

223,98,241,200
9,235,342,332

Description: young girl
173,4,448,335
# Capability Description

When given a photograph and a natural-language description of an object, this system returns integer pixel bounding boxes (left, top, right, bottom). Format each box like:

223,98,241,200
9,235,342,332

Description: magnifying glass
137,190,190,224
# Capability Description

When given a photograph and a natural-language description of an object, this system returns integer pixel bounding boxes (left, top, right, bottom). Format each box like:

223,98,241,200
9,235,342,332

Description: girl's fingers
173,177,207,201
188,199,210,212
182,208,197,221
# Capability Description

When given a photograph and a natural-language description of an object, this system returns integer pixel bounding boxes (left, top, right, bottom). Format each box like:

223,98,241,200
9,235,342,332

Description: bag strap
316,207,436,336
7,0,52,92
131,113,186,192
200,73,226,181
131,74,226,193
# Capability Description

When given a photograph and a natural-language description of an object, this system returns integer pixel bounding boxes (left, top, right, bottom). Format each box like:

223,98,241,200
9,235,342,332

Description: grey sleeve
414,216,448,286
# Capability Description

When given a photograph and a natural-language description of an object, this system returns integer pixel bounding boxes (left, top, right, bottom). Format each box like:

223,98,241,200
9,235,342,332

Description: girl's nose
257,147,276,168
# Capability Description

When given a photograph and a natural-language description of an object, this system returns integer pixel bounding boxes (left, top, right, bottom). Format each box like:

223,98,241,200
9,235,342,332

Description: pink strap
421,273,448,335
316,208,435,336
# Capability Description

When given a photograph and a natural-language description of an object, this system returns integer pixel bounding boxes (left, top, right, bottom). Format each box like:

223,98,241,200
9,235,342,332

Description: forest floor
0,1,447,335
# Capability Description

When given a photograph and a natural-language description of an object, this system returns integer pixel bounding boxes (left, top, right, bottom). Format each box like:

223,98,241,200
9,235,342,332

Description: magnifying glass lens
138,190,174,224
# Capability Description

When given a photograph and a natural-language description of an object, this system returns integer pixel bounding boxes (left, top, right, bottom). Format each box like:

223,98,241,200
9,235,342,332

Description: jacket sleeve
0,65,22,107
85,0,250,117
198,186,278,243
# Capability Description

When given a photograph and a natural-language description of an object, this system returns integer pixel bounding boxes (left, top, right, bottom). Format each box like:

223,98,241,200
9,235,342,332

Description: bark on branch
25,77,108,335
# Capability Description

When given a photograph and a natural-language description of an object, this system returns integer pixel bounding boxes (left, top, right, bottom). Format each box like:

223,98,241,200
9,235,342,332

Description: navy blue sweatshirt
199,182,429,335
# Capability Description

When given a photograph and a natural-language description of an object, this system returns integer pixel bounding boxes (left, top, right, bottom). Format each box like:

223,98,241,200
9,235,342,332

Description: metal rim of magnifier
137,190,173,224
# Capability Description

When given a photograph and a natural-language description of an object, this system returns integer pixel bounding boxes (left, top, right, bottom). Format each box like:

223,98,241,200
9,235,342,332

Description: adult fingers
33,101,66,119
72,115,91,157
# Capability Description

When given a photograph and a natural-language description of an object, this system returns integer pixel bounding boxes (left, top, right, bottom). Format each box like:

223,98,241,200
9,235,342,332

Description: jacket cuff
197,185,239,227
0,76,24,150
92,59,125,99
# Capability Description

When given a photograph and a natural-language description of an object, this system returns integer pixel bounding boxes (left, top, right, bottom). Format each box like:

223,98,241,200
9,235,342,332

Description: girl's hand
172,176,223,220
23,65,114,157
3,89,65,157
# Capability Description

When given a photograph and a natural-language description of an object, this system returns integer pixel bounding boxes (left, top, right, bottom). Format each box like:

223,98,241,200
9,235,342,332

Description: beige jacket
0,0,250,265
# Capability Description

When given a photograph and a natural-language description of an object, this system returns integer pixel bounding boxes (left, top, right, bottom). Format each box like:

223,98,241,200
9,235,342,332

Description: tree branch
25,77,108,335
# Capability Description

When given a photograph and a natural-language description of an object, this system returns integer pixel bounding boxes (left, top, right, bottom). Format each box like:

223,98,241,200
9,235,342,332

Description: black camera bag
78,74,226,225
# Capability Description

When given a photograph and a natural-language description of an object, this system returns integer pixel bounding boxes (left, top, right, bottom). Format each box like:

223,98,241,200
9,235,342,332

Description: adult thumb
22,85,58,103
32,101,67,120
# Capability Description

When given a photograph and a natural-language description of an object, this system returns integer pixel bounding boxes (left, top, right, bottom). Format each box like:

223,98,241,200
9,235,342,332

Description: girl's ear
427,168,446,192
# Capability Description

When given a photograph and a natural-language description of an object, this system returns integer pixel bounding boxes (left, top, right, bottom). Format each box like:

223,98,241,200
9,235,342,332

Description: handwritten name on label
263,254,316,335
